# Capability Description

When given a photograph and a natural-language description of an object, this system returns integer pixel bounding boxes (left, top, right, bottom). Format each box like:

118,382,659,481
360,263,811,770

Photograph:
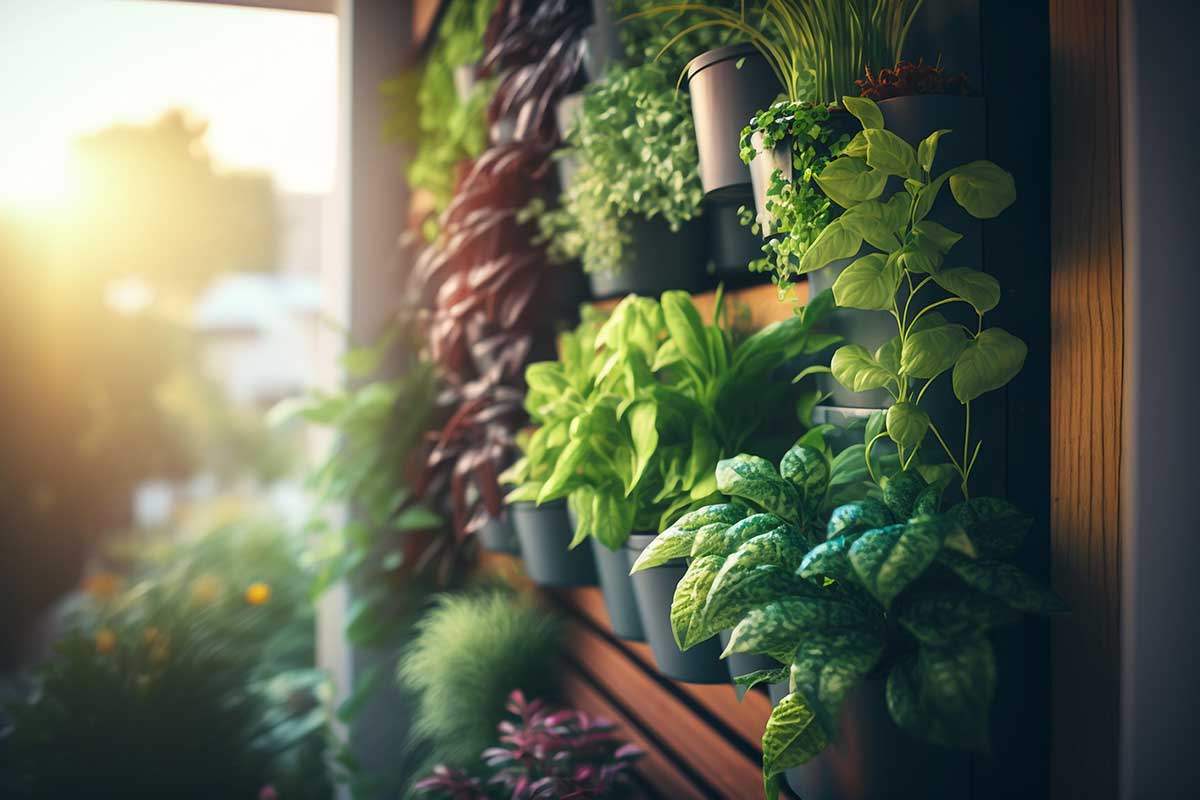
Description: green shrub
396,590,562,768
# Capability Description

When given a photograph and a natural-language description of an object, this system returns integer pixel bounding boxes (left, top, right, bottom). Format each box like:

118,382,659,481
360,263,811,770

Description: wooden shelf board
592,279,809,331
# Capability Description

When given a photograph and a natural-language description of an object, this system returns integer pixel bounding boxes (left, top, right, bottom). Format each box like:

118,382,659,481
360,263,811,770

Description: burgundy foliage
414,690,644,800
479,0,590,146
856,58,971,101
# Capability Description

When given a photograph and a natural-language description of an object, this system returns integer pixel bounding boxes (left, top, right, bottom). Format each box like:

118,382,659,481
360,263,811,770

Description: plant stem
864,430,889,485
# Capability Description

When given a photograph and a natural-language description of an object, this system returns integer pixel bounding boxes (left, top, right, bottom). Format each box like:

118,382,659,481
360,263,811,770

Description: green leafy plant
0,525,331,799
538,63,703,275
396,590,563,770
634,96,1063,797
796,95,1019,495
384,0,497,238
737,100,850,288
628,0,925,105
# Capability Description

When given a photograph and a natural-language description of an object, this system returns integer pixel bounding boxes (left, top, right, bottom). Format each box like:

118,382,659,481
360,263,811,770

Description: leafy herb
539,63,703,276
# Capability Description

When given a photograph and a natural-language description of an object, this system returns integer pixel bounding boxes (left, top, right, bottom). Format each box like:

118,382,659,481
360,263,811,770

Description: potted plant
636,103,1061,796
501,318,603,588
538,63,708,298
607,290,833,683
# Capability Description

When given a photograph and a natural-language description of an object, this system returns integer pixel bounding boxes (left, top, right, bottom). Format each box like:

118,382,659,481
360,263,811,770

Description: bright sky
0,0,338,208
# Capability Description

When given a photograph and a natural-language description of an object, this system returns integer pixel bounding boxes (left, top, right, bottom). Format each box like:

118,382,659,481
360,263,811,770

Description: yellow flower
83,571,122,600
191,574,223,604
95,628,117,655
244,582,271,606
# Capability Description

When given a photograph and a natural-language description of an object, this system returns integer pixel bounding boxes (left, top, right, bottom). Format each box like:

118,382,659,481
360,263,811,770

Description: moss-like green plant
396,590,562,769
539,63,703,275
384,0,496,239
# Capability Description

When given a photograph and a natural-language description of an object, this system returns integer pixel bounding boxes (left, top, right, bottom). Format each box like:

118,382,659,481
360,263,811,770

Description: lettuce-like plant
538,63,703,275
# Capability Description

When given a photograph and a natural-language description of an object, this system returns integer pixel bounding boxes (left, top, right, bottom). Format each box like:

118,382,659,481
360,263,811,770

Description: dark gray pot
684,44,782,200
624,533,729,684
812,95,987,410
718,629,780,684
478,511,519,556
705,200,769,286
511,501,598,587
767,678,971,799
587,215,708,299
581,22,621,82
590,538,646,641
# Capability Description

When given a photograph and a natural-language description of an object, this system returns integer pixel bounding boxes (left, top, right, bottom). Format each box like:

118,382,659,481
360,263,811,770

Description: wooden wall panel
1049,1,1124,797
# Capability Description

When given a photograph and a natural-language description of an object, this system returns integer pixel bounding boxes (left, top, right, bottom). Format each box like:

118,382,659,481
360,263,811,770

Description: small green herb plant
538,63,704,276
633,96,1063,798
737,100,850,289
630,0,925,106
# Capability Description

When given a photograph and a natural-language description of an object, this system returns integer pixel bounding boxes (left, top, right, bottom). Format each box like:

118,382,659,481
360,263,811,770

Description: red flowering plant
856,57,971,101
414,690,643,800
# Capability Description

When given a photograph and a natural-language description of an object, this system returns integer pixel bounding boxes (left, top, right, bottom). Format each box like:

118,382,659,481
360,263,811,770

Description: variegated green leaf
826,499,893,540
797,535,859,584
886,635,996,752
896,584,1020,645
732,665,790,692
882,470,927,519
628,529,694,574
762,692,829,787
723,594,865,659
670,555,724,650
940,551,1068,614
848,519,942,607
705,564,809,635
716,455,802,523
947,497,1030,560
790,627,885,737
691,513,786,559
780,444,830,503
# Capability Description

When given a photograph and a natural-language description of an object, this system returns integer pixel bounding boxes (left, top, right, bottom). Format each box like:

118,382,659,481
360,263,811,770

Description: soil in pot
767,679,971,800
685,43,782,200
624,533,729,684
478,511,520,555
587,215,708,299
511,501,598,587
704,199,770,286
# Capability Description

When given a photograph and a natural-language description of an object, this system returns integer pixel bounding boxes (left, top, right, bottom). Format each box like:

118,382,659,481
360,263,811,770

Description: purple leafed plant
414,690,644,800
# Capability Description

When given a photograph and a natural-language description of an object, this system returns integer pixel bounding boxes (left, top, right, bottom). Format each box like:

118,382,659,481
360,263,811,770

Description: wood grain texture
1049,0,1123,797
593,280,808,330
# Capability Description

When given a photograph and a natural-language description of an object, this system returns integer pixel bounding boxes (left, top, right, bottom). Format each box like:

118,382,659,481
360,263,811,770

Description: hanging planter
624,534,729,685
717,629,778,686
585,216,707,300
684,43,782,199
568,506,644,641
511,501,598,587
766,680,971,800
477,509,520,555
704,200,770,286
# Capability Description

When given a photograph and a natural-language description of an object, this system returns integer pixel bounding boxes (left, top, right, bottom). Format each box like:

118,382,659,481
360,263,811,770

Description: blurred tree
0,110,281,668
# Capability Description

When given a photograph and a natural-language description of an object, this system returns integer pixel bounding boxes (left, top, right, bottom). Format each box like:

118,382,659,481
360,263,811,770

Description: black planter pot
587,215,708,299
684,44,783,200
705,200,769,286
767,679,970,799
478,511,520,556
717,629,779,684
624,534,729,684
811,95,987,410
511,501,598,587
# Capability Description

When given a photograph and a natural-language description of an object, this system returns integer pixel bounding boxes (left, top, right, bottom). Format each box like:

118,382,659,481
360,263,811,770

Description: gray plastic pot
811,95,987,409
767,679,970,799
478,511,520,556
717,629,780,684
511,501,598,587
587,215,708,299
705,200,769,286
624,534,729,684
566,508,645,641
684,43,783,200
